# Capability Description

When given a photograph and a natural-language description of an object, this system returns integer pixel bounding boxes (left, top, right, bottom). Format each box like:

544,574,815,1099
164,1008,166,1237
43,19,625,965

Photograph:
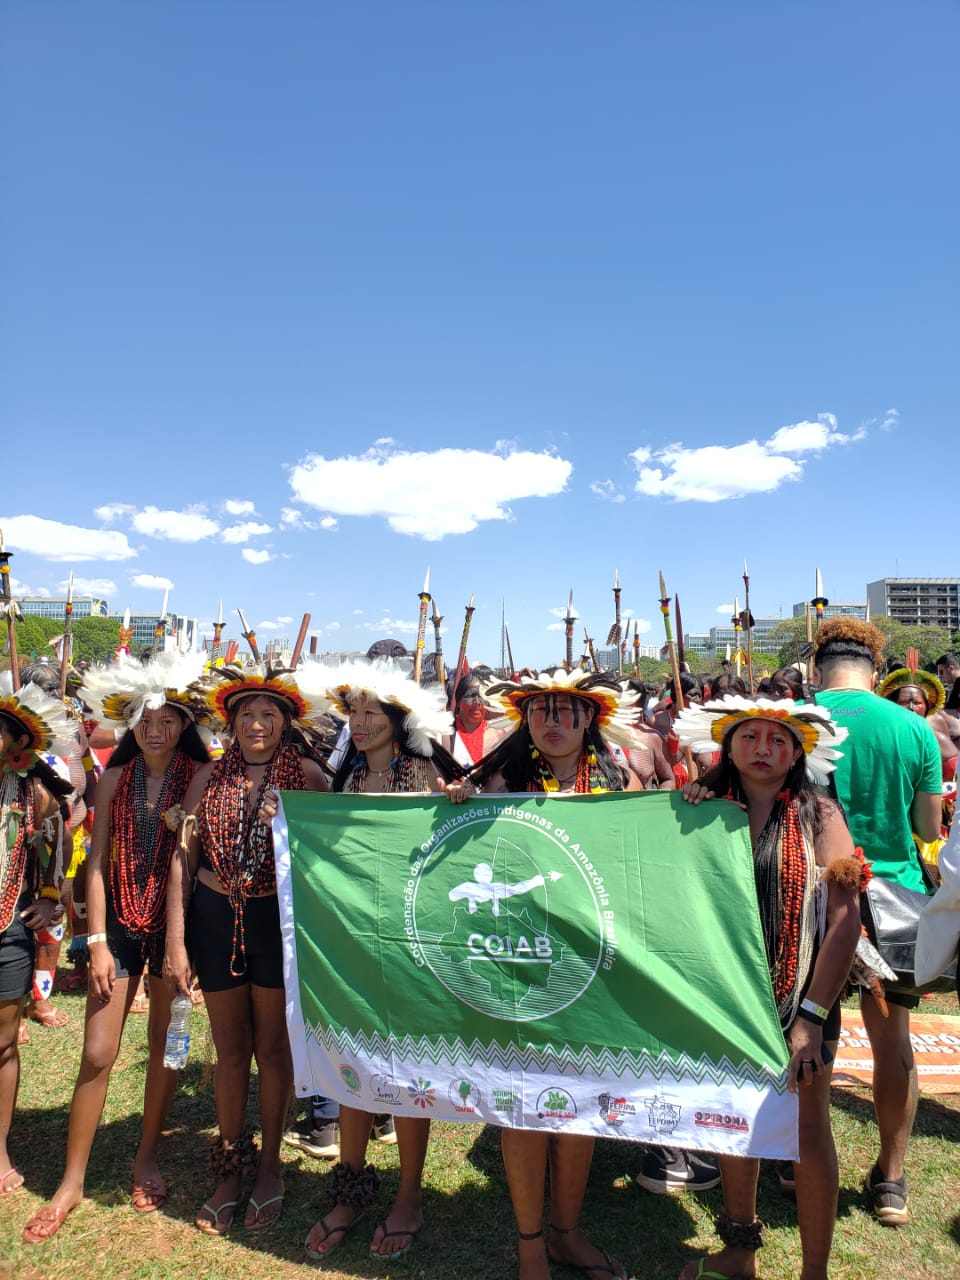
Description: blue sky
2,2,957,666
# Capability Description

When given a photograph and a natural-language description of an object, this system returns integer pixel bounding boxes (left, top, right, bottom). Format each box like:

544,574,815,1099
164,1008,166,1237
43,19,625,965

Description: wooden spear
659,570,696,779
448,594,475,710
431,597,446,685
412,567,431,684
289,613,311,668
236,608,261,663
0,529,22,689
60,571,74,696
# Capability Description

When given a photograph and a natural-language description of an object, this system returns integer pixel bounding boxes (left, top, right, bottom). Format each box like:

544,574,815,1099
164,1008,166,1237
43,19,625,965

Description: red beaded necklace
0,773,33,933
110,748,196,938
753,792,815,1025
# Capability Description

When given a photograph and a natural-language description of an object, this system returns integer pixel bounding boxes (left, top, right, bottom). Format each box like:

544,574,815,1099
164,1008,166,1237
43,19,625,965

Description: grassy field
2,987,959,1280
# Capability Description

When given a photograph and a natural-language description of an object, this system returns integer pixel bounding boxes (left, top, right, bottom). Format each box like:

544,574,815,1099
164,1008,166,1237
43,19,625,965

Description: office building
867,579,960,630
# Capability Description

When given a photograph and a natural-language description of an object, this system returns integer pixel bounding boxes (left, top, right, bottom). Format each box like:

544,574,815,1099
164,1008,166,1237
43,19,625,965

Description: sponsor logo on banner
695,1109,749,1133
408,1076,437,1110
339,1065,361,1094
597,1092,636,1129
492,1088,522,1116
370,1075,404,1107
644,1093,681,1137
536,1087,577,1120
449,1077,483,1114
407,805,617,1022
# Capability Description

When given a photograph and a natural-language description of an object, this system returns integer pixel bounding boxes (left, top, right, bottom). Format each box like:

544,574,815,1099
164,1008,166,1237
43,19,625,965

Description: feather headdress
674,695,848,785
80,650,209,730
877,667,945,716
0,670,76,766
197,659,335,734
319,659,452,757
483,667,642,752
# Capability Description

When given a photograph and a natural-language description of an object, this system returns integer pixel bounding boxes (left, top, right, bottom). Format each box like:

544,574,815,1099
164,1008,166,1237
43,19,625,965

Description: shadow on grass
830,1080,960,1142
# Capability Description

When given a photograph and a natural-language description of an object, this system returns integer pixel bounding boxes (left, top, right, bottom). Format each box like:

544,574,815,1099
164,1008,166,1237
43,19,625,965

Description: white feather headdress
318,658,452,757
80,650,209,730
673,695,847,785
0,670,76,764
483,667,642,752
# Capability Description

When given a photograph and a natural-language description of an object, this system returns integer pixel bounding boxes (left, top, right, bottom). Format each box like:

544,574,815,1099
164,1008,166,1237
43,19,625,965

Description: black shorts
861,986,919,1012
0,891,34,1003
188,880,285,992
105,899,164,980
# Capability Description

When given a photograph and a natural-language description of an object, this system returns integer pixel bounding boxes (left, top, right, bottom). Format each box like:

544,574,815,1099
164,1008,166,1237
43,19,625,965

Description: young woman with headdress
675,696,863,1280
463,669,641,1280
163,661,331,1236
448,670,505,768
305,659,464,1264
21,651,210,1244
0,673,74,1201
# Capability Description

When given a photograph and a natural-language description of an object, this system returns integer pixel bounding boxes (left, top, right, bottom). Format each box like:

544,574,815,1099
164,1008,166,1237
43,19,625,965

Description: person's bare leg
24,978,134,1229
132,974,181,1207
548,1134,626,1279
244,984,291,1227
678,1156,760,1279
305,1104,375,1257
369,1116,429,1256
793,1050,838,1280
861,993,916,1182
502,1128,550,1280
198,985,253,1230
0,999,26,1192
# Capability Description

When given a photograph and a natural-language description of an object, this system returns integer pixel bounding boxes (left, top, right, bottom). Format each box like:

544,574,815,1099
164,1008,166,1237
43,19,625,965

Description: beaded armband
716,1212,765,1251
38,885,61,902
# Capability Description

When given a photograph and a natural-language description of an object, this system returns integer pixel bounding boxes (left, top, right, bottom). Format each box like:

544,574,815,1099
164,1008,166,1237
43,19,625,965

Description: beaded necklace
0,771,31,934
345,750,433,793
752,792,817,1029
528,742,612,793
110,749,196,941
199,739,306,975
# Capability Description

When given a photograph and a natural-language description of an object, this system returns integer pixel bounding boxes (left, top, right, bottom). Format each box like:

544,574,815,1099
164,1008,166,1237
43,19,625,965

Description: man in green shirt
813,619,941,1228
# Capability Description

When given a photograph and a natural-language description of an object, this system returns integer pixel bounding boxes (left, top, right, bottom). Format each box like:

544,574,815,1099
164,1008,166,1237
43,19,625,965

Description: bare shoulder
813,795,855,865
302,759,331,792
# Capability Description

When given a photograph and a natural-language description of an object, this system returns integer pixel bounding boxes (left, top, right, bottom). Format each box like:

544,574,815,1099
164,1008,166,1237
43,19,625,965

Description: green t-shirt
815,689,941,892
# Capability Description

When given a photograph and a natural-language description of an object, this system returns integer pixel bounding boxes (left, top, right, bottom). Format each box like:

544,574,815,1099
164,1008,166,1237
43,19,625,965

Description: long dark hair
712,722,826,836
469,711,626,792
332,700,462,792
0,710,75,818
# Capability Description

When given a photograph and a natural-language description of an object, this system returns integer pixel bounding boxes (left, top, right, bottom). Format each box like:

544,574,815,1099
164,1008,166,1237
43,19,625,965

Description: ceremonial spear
612,569,623,676
152,589,169,656
59,571,74,696
742,560,754,693
564,590,576,670
584,626,600,673
659,570,696,779
632,620,640,673
448,593,475,709
811,567,828,631
504,622,516,681
412,567,431,684
674,593,686,672
732,597,743,678
236,608,261,662
0,530,22,688
431,596,445,686
117,607,133,658
289,613,311,668
211,600,225,665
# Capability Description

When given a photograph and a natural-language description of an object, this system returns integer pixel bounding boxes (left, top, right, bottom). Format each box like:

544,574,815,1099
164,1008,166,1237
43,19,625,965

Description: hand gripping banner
275,791,797,1158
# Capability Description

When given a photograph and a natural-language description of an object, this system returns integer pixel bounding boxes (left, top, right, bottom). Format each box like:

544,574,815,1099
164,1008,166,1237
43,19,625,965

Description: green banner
276,791,796,1157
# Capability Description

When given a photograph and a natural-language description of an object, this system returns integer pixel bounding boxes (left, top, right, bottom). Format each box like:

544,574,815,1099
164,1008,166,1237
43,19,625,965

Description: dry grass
1,987,958,1279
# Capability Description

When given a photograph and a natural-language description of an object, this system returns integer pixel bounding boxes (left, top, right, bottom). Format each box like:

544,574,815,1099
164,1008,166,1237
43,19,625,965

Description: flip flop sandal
131,1180,168,1212
29,1006,69,1029
245,1189,284,1230
548,1227,633,1279
370,1220,421,1261
0,1167,24,1196
16,1022,30,1045
23,1204,71,1244
196,1198,239,1236
305,1212,360,1260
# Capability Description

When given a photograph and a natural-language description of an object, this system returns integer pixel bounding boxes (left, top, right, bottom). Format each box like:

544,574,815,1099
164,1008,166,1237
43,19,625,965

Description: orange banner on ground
833,1007,960,1094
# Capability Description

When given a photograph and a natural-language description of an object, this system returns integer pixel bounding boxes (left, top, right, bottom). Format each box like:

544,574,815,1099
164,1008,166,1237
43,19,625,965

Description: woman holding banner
466,669,641,1280
164,663,330,1236
676,697,862,1280
305,659,463,1263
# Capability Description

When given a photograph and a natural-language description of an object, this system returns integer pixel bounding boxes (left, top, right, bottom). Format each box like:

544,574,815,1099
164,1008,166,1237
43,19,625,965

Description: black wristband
796,1006,825,1027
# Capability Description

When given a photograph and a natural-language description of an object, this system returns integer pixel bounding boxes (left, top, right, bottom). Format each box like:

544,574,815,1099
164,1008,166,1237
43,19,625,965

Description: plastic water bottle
162,992,193,1069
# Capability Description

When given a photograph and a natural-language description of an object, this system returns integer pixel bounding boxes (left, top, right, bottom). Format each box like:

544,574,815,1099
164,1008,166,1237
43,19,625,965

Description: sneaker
282,1117,340,1159
370,1114,397,1144
867,1163,909,1227
633,1146,720,1195
776,1160,796,1194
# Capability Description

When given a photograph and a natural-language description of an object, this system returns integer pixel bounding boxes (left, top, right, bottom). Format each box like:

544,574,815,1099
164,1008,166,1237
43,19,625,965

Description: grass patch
2,986,959,1278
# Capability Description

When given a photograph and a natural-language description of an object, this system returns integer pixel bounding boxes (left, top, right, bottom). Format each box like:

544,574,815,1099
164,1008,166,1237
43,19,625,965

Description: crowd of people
0,615,957,1280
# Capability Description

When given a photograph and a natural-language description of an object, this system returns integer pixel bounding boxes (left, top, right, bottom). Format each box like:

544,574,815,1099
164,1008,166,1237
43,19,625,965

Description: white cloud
94,503,135,523
549,605,579,620
224,499,255,516
132,507,220,542
546,622,565,632
131,573,174,590
221,522,272,544
326,621,341,632
881,408,899,432
67,576,116,596
630,413,865,504
288,444,573,540
11,576,49,597
632,617,653,634
319,516,338,530
590,479,626,503
361,615,419,636
242,548,273,565
352,608,364,615
278,615,293,624
716,602,734,614
258,620,282,631
0,515,136,561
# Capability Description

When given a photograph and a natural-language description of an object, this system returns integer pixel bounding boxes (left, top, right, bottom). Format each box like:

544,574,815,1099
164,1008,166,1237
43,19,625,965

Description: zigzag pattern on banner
304,1023,789,1094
